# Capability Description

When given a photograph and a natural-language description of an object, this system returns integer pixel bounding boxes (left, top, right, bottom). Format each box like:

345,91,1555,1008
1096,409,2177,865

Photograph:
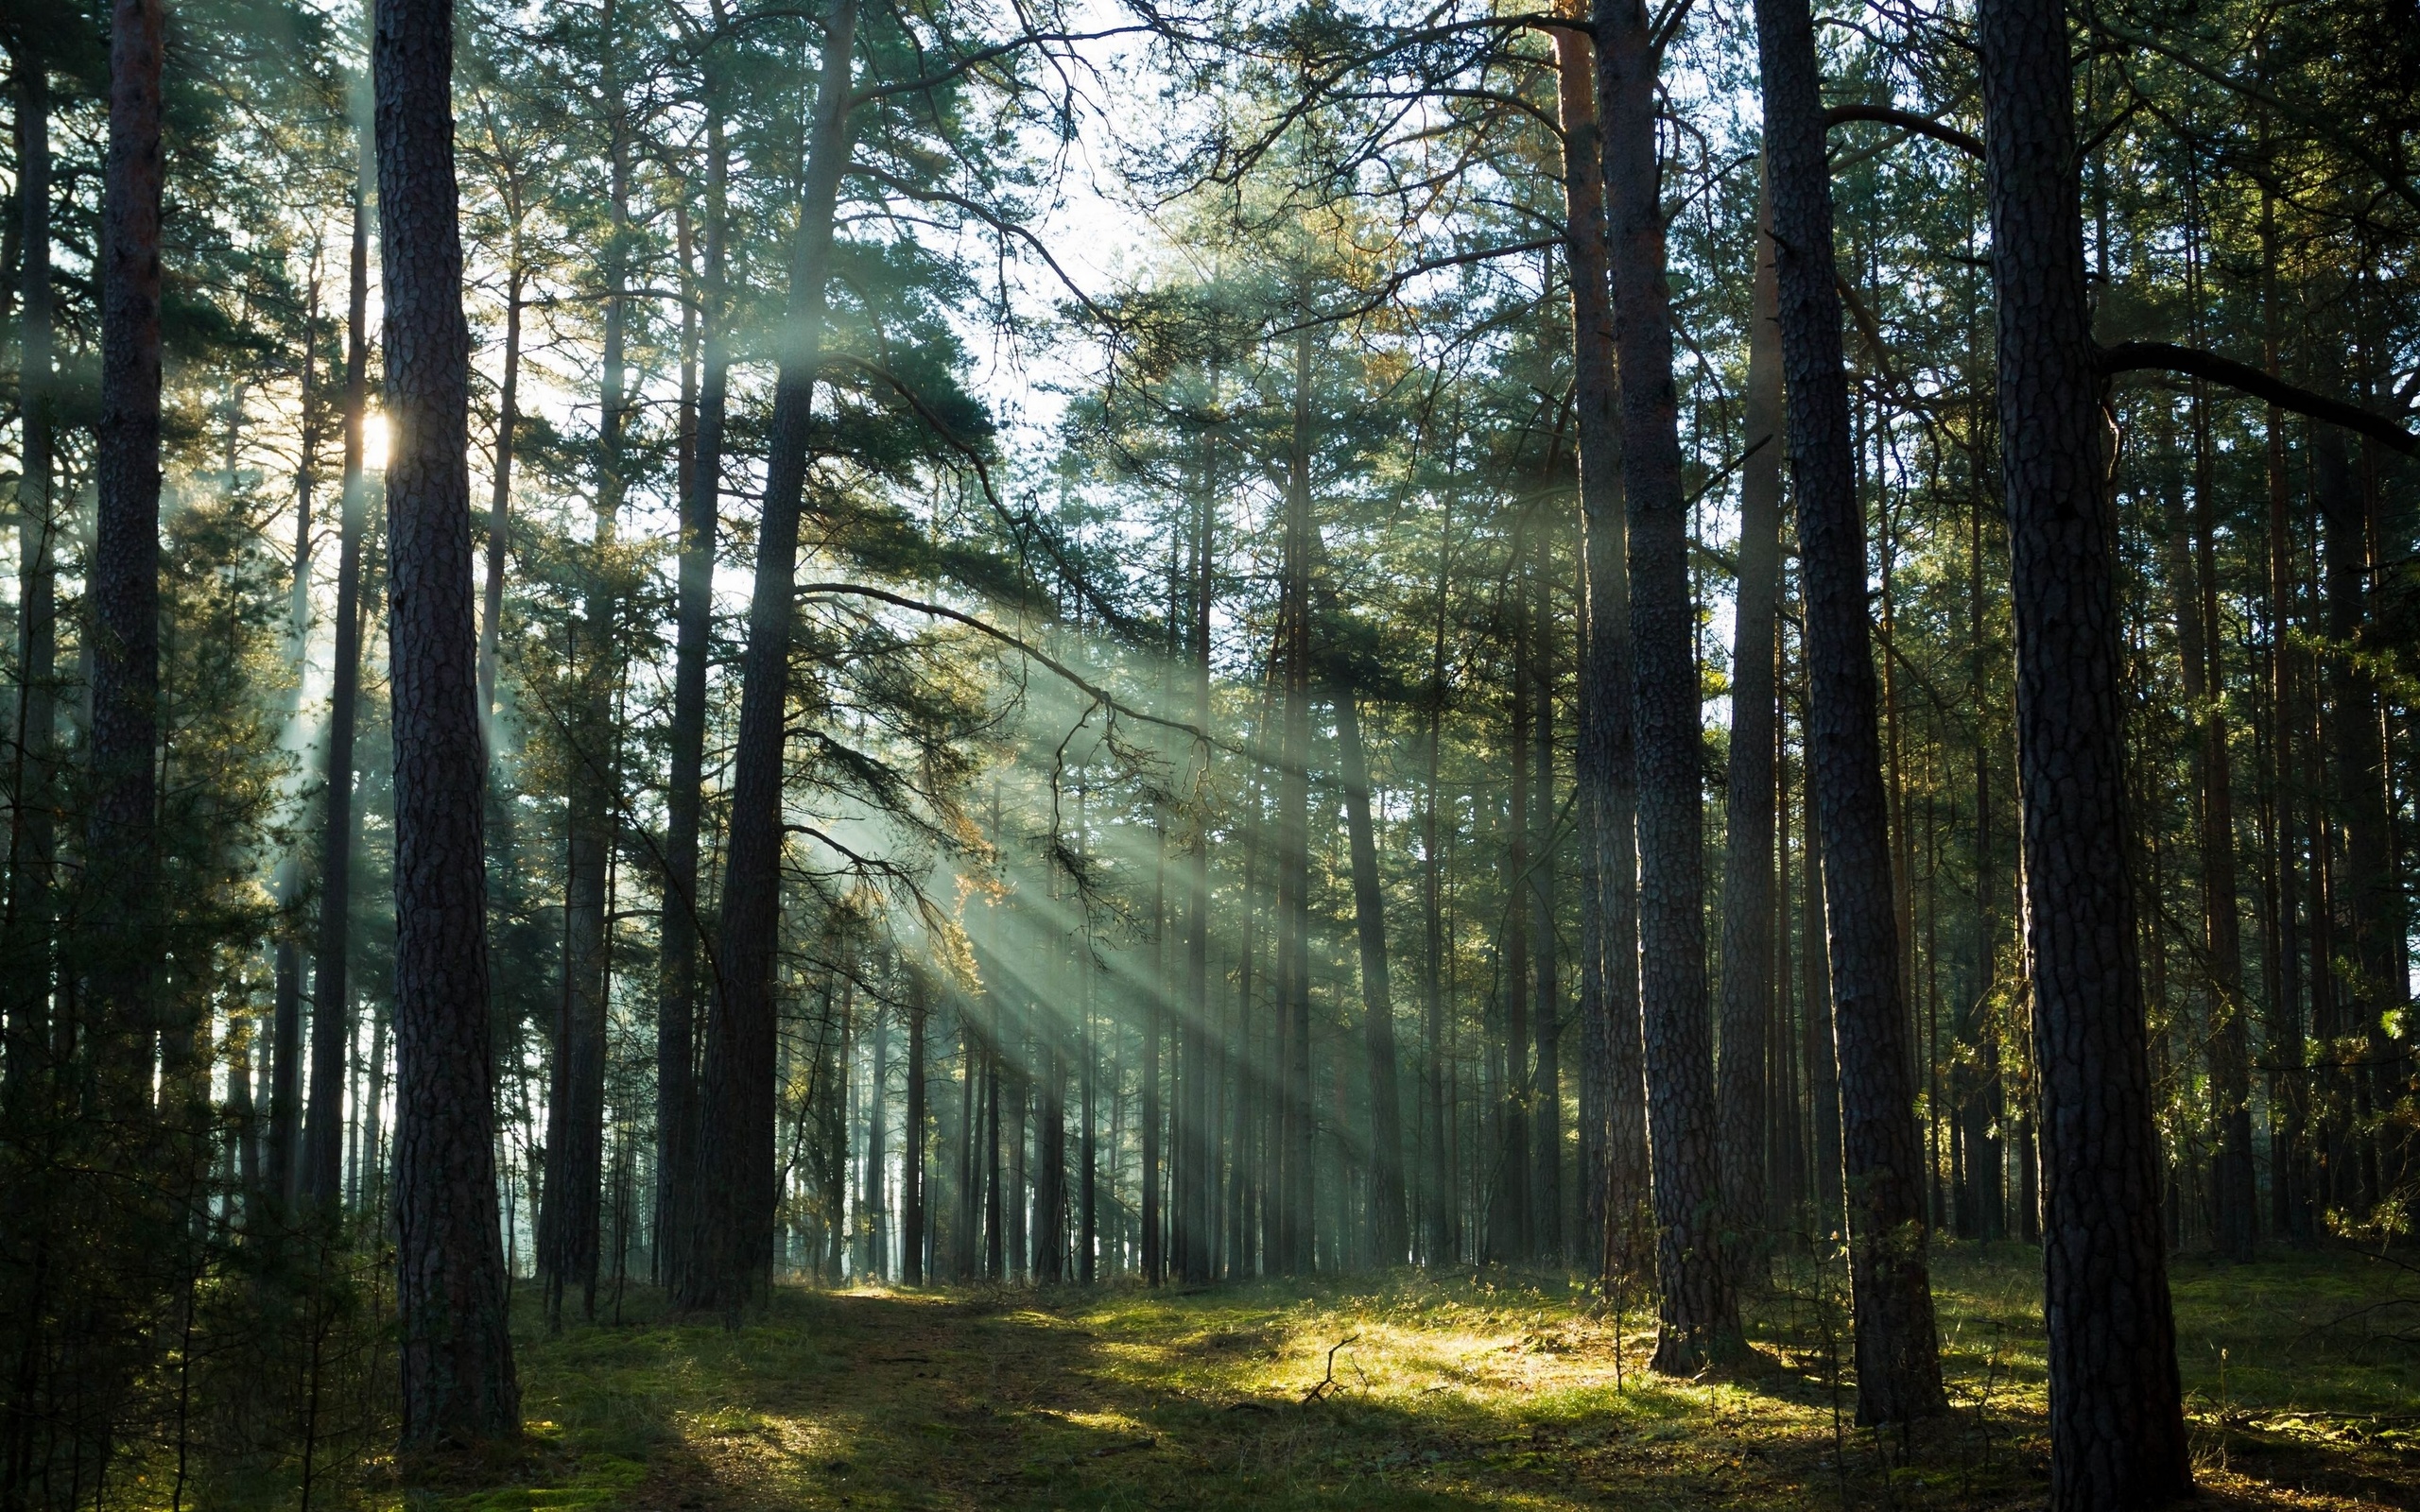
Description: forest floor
406,1244,2420,1511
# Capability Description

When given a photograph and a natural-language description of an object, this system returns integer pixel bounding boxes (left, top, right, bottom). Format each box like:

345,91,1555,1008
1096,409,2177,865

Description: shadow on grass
414,1246,2418,1511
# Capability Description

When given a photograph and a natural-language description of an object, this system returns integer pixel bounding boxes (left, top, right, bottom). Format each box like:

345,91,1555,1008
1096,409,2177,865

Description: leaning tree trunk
304,164,373,1211
1751,0,1944,1423
1976,0,2190,1499
1595,0,1740,1368
1337,691,1409,1264
658,99,726,1300
684,0,858,1316
86,0,166,1124
376,0,522,1447
1717,159,1783,1275
1553,14,1649,1285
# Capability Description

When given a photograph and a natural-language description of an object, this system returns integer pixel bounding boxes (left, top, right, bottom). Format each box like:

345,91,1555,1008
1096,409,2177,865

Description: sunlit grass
391,1245,2417,1509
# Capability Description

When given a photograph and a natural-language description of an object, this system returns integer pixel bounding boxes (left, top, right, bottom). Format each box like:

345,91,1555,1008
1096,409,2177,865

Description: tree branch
1824,103,1983,162
2099,341,2419,459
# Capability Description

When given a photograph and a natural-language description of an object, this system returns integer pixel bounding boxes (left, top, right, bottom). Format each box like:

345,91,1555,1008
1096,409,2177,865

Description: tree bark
1556,18,1648,1286
376,0,521,1445
304,164,373,1211
658,102,726,1299
1718,161,1783,1270
86,0,166,1118
7,47,57,1119
1337,691,1409,1264
1530,530,1562,1261
1272,324,1316,1275
1595,0,1740,1367
684,0,858,1314
1752,0,1943,1421
1976,0,2190,1497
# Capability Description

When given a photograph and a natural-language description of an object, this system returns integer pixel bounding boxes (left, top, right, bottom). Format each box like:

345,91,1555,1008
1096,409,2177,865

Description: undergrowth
352,1244,2418,1509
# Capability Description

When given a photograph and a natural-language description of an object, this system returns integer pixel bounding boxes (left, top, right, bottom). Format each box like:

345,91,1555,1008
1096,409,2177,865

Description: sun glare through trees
0,0,2414,1507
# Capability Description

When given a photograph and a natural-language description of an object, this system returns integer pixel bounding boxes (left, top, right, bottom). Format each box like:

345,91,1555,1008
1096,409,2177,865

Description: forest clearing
288,1248,2412,1510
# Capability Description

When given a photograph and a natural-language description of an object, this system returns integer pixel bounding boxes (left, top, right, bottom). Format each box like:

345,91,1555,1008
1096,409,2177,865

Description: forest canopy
0,0,2414,1505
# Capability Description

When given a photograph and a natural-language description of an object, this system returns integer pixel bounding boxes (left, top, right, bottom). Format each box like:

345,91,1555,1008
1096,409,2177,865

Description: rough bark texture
1337,692,1409,1263
1556,20,1649,1281
1718,163,1782,1267
1976,0,2190,1498
376,0,522,1446
1595,0,1740,1367
86,0,165,1111
304,175,372,1210
657,105,725,1299
683,0,857,1314
1752,0,1945,1423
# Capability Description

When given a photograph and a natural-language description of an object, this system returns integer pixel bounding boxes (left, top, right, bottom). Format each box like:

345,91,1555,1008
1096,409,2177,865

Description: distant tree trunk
376,0,521,1446
1337,691,1409,1264
2163,413,2256,1260
1719,162,1784,1273
1752,0,1943,1422
476,259,521,734
1596,0,1740,1368
1530,534,1562,1262
658,106,725,1297
1273,324,1317,1276
902,971,926,1287
1421,500,1459,1265
1976,0,2191,1498
1493,531,1533,1267
86,0,166,1118
685,0,858,1315
545,16,633,1324
2258,193,2313,1242
1959,482,2005,1243
304,166,373,1211
1179,445,1216,1284
1803,767,1843,1237
2317,427,2396,1214
861,995,889,1278
7,48,57,1118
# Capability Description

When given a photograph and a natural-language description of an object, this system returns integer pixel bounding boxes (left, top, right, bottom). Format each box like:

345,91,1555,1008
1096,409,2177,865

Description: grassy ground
403,1243,2420,1510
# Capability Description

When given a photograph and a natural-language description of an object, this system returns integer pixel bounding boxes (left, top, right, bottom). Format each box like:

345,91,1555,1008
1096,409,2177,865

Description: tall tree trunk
2260,187,2312,1243
1976,0,2190,1497
1555,19,1647,1286
1338,691,1409,1264
2317,426,2396,1217
1180,439,1216,1284
476,257,520,734
1719,161,1784,1272
685,0,858,1314
7,48,56,1119
1530,530,1562,1262
1751,0,1942,1421
1273,324,1316,1276
1595,0,1740,1368
86,0,166,1120
1495,528,1533,1266
1421,497,1457,1264
376,0,522,1446
1961,472,2005,1242
304,165,373,1211
658,105,725,1297
902,971,926,1286
545,12,632,1323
